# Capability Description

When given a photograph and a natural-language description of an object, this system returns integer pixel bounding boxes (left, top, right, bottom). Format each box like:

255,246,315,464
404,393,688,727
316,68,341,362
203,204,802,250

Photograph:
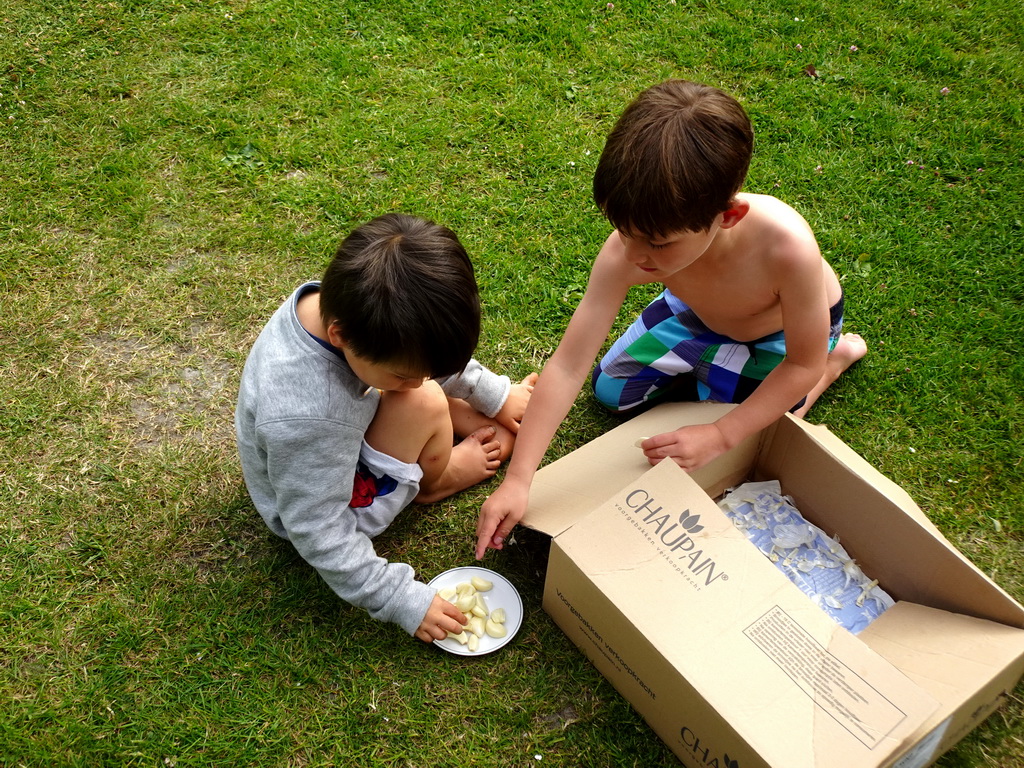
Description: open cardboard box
523,402,1024,768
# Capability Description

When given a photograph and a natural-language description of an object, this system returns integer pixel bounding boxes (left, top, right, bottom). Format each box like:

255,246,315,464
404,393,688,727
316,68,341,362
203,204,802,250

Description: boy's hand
493,372,539,434
414,594,468,643
638,422,730,473
475,479,529,560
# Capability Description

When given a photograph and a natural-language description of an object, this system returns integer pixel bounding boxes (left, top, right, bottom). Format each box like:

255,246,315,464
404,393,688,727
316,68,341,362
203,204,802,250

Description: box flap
861,601,1024,700
760,417,1024,630
555,460,939,767
525,402,741,537
861,601,1024,762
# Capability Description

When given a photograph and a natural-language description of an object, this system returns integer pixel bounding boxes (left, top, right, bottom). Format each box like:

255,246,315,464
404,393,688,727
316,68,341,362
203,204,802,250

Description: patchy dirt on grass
77,329,237,454
536,704,580,731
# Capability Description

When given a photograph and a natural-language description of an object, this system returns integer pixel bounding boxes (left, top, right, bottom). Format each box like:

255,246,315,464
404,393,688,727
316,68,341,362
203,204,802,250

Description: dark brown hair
593,79,754,236
319,213,480,378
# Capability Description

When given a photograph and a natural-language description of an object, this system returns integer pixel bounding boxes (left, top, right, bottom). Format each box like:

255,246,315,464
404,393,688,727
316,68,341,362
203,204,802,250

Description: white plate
427,566,523,656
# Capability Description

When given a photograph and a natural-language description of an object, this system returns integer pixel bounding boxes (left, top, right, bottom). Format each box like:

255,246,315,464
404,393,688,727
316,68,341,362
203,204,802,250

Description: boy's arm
258,418,453,637
643,240,831,470
475,235,637,558
438,359,510,418
438,362,538,436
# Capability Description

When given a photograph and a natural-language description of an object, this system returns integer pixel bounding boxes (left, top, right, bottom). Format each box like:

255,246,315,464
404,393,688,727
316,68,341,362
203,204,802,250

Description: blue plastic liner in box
718,481,894,634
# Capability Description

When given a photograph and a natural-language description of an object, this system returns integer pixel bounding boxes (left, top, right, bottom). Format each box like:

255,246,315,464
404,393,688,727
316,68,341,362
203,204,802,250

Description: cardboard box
524,402,1024,768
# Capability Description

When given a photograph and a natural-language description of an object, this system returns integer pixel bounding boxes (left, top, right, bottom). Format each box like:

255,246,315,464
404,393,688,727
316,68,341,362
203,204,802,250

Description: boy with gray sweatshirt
236,213,536,641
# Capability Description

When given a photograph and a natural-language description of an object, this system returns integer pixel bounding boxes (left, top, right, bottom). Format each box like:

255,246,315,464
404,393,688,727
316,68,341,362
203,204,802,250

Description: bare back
661,194,842,342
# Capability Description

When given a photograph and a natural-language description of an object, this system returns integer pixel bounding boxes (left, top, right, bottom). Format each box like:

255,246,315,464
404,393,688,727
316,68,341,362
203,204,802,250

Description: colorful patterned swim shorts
591,289,843,412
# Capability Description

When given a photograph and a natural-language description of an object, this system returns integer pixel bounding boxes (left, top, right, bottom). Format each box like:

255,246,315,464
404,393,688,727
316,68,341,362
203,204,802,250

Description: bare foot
794,333,868,417
830,333,868,370
415,426,502,503
447,399,517,462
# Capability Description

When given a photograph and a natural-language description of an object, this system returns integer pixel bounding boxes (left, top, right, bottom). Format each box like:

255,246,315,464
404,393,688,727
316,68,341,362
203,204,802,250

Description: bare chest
662,268,782,342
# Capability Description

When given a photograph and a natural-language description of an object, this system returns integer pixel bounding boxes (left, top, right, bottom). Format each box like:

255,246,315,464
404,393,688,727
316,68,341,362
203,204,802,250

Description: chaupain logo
680,726,739,768
624,489,728,586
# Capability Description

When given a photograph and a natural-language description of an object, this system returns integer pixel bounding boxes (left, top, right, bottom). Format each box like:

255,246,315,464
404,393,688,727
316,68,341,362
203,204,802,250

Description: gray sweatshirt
235,282,510,635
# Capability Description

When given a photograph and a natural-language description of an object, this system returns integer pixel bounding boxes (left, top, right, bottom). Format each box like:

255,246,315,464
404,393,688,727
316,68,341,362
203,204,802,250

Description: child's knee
591,367,629,412
368,381,451,463
379,379,448,423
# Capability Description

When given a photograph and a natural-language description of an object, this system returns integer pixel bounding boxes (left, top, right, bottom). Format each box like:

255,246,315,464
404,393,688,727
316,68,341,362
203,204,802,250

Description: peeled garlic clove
485,619,507,638
471,604,487,618
473,593,489,615
467,633,480,652
455,581,476,597
634,436,650,448
467,616,486,637
447,630,469,645
470,575,493,592
437,587,457,602
490,607,506,624
455,593,476,612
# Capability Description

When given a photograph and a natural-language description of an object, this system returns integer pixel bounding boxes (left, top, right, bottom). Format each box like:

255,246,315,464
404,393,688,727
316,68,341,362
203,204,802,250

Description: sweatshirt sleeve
438,358,510,418
257,417,435,635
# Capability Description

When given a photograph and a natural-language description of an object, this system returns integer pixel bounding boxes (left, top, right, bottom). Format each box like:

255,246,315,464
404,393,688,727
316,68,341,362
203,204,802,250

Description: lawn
2,0,1022,766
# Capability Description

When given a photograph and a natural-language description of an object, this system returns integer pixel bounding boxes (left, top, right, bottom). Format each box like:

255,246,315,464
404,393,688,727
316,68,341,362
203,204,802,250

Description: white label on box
890,718,950,768
745,606,909,748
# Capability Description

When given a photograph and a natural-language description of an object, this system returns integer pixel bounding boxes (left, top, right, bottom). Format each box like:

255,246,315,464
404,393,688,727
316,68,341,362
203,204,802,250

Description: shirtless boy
475,79,865,559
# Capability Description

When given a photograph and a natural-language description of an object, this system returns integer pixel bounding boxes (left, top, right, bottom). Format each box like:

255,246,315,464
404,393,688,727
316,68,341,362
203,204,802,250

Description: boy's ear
720,198,751,229
326,320,347,349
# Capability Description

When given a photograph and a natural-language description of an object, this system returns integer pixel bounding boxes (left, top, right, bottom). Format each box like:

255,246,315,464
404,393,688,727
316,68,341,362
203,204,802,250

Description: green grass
2,0,1022,765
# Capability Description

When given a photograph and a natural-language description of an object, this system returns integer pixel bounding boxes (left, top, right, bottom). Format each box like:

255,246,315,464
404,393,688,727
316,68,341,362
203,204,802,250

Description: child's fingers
476,483,527,558
417,622,449,642
445,606,468,625
475,515,505,559
489,516,520,549
496,413,521,434
474,513,496,559
440,613,468,636
649,429,680,446
474,529,493,560
423,597,468,640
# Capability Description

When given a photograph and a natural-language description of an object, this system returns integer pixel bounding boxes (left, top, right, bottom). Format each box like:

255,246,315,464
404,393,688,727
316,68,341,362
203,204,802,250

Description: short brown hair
593,79,754,236
319,213,480,378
